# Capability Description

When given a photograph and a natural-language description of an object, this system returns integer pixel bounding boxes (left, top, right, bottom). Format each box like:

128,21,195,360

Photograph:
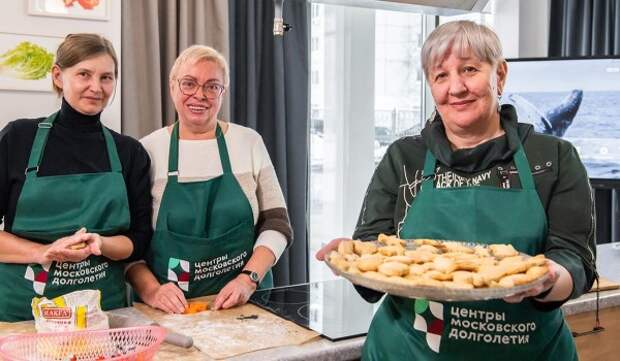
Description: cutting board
588,277,620,293
134,296,320,360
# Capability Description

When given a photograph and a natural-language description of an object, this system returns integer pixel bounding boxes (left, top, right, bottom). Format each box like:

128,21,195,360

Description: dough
337,240,354,255
327,236,549,293
378,245,405,257
353,240,378,255
358,255,383,272
378,262,409,277
489,244,519,259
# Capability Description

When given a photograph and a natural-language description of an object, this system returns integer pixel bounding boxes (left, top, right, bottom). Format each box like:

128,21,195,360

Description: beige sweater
139,123,291,261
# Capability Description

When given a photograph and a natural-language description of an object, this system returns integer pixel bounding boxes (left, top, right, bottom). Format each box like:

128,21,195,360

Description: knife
107,307,193,348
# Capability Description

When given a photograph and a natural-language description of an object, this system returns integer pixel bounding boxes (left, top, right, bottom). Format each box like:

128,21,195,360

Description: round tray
325,241,549,301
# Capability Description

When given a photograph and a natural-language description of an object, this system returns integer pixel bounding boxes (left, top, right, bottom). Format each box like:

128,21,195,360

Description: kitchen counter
212,242,620,361
212,289,620,361
0,243,617,361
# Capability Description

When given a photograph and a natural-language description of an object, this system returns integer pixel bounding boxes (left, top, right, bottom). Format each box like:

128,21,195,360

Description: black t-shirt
0,99,152,262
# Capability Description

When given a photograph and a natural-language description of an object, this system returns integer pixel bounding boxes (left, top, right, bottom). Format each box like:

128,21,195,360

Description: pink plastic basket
0,326,166,361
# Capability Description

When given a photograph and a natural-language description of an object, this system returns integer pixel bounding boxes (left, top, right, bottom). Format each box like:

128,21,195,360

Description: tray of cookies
325,234,549,301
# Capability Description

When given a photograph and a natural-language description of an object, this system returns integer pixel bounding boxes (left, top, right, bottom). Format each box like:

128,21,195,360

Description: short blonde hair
169,45,229,87
421,20,503,79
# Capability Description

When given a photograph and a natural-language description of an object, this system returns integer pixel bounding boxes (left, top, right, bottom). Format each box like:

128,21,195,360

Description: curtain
229,0,310,286
121,0,230,138
548,0,620,244
549,0,620,56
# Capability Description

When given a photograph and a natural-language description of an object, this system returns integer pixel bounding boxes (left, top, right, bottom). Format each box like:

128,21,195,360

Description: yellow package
32,289,109,333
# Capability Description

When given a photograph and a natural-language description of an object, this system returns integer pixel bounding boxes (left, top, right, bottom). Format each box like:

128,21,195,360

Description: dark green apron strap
503,122,535,190
25,113,57,177
215,123,232,175
167,122,180,181
102,127,122,173
26,112,122,175
512,146,535,190
167,122,231,177
421,150,436,192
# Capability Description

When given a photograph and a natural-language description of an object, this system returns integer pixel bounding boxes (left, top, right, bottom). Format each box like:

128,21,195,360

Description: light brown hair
52,33,118,95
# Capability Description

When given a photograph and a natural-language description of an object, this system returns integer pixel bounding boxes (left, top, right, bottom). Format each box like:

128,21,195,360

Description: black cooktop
249,278,380,341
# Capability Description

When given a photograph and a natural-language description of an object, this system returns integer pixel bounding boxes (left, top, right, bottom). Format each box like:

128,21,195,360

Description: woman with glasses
0,34,152,321
127,45,292,313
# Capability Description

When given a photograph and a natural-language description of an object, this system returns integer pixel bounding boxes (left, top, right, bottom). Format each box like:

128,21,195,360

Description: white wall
0,0,121,131
493,0,550,59
518,0,550,58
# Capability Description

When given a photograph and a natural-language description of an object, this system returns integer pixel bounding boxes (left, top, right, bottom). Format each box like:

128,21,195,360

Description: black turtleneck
421,105,533,173
0,99,152,262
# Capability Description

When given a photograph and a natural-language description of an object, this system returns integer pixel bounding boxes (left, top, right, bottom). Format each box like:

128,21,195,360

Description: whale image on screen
501,57,620,180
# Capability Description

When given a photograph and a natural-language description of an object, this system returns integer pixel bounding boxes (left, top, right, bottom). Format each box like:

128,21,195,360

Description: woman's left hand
212,275,257,310
82,233,103,256
503,259,561,303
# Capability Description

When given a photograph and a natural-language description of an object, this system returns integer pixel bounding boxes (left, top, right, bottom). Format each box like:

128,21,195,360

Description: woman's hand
503,259,567,303
213,275,257,310
82,232,103,256
143,282,188,314
315,237,351,261
40,228,92,264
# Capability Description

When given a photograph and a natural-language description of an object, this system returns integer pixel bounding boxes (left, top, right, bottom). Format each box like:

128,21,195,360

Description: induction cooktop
249,278,380,341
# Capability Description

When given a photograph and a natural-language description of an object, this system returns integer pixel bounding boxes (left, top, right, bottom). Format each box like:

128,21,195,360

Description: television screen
501,57,620,185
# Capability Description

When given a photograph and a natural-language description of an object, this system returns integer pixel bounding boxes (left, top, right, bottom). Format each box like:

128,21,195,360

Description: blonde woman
127,45,292,313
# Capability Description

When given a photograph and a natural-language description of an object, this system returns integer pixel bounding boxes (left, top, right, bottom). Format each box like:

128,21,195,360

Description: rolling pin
107,308,193,348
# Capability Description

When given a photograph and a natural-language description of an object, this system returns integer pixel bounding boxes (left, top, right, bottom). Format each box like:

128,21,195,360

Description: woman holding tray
317,20,595,361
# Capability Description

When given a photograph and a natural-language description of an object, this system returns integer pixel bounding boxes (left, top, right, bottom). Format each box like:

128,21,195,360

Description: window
311,37,319,51
312,4,320,18
311,70,319,85
309,4,426,282
309,4,497,282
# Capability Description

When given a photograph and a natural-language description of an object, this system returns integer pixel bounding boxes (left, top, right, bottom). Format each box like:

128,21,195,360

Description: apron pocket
163,221,253,247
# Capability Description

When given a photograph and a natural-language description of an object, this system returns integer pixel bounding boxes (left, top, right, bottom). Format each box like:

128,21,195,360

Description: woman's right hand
143,282,188,314
39,228,92,264
315,237,351,261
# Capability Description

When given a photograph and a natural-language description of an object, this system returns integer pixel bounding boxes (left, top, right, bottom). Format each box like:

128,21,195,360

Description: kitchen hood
311,0,491,16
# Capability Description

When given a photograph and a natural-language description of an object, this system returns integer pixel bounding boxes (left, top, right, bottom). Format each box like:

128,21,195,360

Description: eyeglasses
177,78,225,99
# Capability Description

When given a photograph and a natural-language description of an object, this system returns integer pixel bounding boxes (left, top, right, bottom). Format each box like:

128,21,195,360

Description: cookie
489,244,519,259
357,255,383,272
378,245,405,257
378,262,409,277
337,240,354,255
353,240,378,256
385,255,415,265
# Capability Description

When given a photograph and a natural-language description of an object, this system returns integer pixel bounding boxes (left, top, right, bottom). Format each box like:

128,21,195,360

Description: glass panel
309,4,425,282
439,0,495,27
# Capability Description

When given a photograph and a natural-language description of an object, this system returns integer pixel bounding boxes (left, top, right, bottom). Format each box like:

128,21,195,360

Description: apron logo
24,263,51,295
413,299,444,353
167,258,190,291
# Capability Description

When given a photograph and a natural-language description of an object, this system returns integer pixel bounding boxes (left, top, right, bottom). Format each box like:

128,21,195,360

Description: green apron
363,128,577,361
0,112,130,321
145,122,272,299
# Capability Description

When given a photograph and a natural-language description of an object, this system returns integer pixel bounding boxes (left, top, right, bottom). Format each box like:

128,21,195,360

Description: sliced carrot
184,301,208,314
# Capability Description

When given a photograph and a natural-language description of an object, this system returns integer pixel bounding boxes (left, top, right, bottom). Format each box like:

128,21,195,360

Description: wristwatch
240,269,260,284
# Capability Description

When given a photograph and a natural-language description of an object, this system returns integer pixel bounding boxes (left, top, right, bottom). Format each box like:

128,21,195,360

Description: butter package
32,289,109,333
